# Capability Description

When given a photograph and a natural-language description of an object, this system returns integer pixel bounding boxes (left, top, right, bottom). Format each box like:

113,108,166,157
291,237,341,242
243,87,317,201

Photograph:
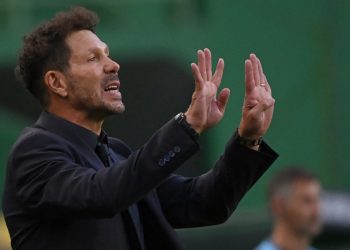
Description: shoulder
254,239,279,250
13,126,71,148
9,126,74,162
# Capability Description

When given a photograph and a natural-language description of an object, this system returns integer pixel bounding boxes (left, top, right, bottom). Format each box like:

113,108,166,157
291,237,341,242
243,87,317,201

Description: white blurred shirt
254,239,318,250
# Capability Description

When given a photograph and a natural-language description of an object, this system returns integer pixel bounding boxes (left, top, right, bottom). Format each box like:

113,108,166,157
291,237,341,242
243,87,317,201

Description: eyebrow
88,43,109,55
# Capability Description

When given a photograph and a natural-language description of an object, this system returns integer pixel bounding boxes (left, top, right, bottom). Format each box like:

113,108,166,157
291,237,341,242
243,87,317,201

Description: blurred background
0,0,350,249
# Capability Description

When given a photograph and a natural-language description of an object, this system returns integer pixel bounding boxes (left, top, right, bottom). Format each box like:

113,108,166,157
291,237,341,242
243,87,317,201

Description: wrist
236,129,262,151
238,123,264,140
183,112,204,134
175,112,200,139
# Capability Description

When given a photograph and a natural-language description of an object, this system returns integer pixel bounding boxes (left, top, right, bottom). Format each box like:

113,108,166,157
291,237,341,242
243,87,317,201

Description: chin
311,224,322,236
107,102,125,114
115,108,125,114
302,224,322,237
115,103,125,114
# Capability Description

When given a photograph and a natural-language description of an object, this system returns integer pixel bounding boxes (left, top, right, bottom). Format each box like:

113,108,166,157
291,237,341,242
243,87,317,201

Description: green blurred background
0,0,350,249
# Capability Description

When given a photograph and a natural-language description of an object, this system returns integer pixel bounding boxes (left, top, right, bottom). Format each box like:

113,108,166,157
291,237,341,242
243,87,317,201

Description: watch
235,129,262,147
174,112,199,140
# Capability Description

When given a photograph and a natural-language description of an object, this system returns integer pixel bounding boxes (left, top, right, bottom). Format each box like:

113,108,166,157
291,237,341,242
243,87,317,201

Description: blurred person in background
255,168,322,250
2,6,278,250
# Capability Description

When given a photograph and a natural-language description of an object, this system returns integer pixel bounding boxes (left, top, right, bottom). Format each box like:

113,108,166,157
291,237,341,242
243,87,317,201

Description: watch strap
174,112,199,140
235,129,262,147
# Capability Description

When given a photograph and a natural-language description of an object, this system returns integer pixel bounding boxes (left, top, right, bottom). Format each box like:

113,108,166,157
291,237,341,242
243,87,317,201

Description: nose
104,57,120,74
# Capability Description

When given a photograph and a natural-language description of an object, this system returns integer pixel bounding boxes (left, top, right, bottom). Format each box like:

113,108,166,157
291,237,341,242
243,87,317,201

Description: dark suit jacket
2,111,278,250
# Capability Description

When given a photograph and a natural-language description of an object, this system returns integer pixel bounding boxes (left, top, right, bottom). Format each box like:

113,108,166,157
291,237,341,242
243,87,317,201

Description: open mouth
104,82,120,92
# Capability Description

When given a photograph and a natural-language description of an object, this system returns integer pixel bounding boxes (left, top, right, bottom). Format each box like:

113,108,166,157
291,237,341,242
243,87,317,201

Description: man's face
278,180,322,237
64,30,125,118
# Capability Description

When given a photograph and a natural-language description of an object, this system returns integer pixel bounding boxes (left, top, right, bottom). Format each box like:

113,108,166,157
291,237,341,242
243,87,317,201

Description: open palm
185,49,230,133
239,54,275,139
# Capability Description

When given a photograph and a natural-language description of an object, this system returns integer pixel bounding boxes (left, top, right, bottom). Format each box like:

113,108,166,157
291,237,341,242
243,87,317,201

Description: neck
46,106,104,135
271,221,311,250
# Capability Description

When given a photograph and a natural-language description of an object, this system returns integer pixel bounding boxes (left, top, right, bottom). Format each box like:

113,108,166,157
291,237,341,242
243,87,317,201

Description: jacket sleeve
156,132,278,228
7,119,199,220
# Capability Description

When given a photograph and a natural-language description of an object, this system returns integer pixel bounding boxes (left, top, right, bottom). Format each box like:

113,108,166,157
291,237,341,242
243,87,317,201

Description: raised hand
238,54,275,140
185,48,231,134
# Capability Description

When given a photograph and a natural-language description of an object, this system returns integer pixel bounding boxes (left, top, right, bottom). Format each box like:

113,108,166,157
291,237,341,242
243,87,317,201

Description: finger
197,50,206,81
204,48,212,81
245,59,255,93
256,57,264,82
212,58,224,87
257,57,269,92
191,63,204,90
262,73,272,93
250,53,260,86
217,88,231,113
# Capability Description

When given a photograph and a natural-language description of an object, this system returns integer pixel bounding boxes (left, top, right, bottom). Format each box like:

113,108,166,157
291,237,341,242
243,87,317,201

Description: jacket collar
34,111,101,150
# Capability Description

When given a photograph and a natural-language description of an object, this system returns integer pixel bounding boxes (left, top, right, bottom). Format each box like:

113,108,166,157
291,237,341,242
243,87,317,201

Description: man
2,6,277,250
255,168,322,250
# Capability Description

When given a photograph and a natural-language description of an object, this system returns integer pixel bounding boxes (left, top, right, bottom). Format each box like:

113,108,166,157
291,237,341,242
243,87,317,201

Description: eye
88,55,97,62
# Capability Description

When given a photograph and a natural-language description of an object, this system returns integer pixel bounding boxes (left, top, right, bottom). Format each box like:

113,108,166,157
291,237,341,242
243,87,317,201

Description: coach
2,7,277,250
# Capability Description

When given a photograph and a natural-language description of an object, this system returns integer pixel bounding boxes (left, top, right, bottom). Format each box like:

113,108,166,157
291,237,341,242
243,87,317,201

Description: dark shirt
96,130,145,248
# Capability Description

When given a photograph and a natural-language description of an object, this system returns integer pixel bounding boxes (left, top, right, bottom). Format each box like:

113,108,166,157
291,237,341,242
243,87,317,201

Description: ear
44,70,68,98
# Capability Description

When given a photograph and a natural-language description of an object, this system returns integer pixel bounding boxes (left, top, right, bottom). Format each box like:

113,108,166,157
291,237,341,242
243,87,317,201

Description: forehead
65,30,107,54
291,180,321,196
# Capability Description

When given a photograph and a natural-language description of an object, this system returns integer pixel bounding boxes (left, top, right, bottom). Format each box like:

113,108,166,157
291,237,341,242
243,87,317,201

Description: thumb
249,98,274,116
217,88,230,113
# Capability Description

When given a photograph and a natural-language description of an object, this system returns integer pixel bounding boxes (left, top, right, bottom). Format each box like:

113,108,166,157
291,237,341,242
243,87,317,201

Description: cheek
284,203,306,221
66,68,105,104
69,82,101,104
84,87,102,102
292,203,317,222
